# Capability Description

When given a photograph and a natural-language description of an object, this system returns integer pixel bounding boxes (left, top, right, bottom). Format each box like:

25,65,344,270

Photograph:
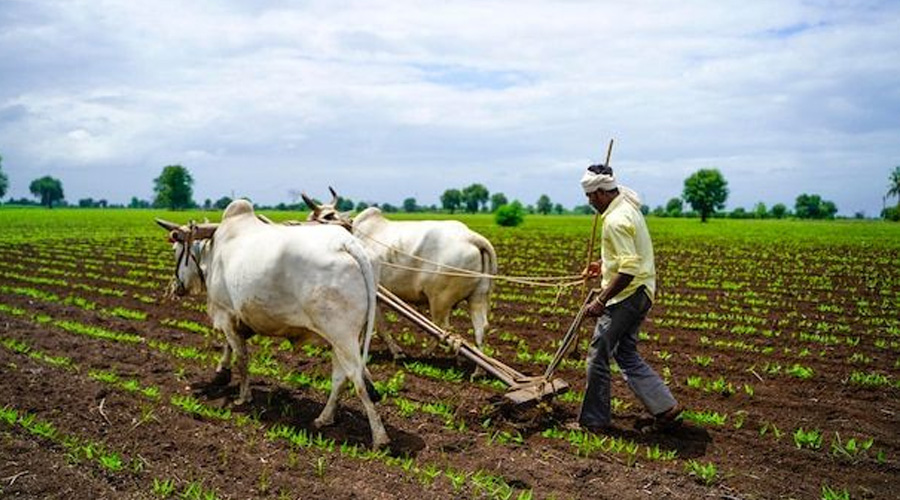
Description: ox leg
469,297,489,350
376,306,406,360
211,341,233,386
332,345,390,449
314,358,349,429
224,328,251,405
424,298,453,355
467,298,490,378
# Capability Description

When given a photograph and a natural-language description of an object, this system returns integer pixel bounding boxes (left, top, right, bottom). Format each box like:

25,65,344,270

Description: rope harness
167,222,208,297
353,227,586,290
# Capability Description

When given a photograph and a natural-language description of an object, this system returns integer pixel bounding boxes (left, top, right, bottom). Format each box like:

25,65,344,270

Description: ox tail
343,239,379,368
469,232,498,298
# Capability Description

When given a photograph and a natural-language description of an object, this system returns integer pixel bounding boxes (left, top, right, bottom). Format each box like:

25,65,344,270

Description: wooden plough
377,285,593,406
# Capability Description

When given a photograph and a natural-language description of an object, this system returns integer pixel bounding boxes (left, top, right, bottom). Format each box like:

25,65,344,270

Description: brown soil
1,235,898,500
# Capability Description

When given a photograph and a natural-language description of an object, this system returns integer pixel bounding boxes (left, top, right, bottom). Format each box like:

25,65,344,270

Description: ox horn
301,192,320,211
155,218,182,232
329,186,339,206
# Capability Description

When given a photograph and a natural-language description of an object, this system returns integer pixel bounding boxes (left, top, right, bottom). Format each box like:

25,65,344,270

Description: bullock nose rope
352,228,585,290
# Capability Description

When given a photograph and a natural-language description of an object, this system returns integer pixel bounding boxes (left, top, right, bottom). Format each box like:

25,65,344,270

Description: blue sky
1,0,898,215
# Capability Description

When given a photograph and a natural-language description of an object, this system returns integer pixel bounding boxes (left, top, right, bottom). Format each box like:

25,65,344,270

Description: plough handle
543,289,598,379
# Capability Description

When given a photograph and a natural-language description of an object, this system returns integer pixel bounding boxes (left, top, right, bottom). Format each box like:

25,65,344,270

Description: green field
1,207,898,499
4,206,900,244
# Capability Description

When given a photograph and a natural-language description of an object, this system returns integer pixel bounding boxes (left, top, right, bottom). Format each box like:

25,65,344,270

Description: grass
2,209,899,498
684,460,719,486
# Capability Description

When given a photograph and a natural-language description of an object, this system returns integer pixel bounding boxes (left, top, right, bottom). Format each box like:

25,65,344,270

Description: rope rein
353,227,586,289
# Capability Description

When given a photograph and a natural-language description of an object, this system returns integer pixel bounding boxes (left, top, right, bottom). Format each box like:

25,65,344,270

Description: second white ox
156,199,389,448
305,190,497,357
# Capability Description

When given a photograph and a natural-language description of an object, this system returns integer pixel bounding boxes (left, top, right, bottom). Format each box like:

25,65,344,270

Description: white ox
304,190,497,357
156,200,389,448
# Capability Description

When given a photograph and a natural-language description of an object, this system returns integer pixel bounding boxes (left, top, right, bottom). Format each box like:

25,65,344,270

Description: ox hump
222,199,255,220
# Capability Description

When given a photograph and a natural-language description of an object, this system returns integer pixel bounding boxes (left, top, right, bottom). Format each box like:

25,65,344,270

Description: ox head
303,186,354,229
155,218,217,297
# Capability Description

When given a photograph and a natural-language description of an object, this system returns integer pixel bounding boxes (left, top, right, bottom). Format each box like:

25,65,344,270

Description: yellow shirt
600,193,656,305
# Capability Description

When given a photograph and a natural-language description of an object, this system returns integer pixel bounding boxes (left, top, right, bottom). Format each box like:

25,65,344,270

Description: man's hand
581,261,601,279
584,297,606,317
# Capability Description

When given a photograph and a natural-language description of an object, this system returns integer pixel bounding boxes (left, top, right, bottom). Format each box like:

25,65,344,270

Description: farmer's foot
565,421,614,434
641,404,683,434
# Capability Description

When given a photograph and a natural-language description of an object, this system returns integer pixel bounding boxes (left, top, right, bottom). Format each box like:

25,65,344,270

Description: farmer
576,163,680,433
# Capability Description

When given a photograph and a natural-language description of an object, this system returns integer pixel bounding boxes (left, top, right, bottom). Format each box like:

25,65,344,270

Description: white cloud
0,0,898,215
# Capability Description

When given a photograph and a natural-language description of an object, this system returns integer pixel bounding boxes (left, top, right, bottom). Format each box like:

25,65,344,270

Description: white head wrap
580,168,642,210
580,170,617,194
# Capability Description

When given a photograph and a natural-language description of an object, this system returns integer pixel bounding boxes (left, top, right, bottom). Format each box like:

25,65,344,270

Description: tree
682,169,729,222
402,197,418,213
729,207,747,219
553,203,565,215
770,203,787,219
129,197,150,208
462,183,489,213
753,202,768,219
355,201,369,212
888,166,900,209
495,201,525,227
883,206,900,221
213,196,233,210
0,154,7,200
29,176,64,208
336,197,355,212
665,197,683,217
440,189,462,213
153,165,195,210
573,204,593,215
536,194,552,215
490,192,508,212
795,193,838,219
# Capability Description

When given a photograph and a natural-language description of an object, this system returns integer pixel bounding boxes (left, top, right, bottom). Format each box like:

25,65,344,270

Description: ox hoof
233,397,252,407
313,416,334,429
373,436,391,450
211,368,232,387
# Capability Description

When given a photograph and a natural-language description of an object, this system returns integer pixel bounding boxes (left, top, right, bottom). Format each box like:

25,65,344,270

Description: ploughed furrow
0,317,462,499
0,293,724,499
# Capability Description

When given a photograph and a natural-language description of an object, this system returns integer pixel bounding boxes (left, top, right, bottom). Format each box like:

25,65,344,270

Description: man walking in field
576,163,680,433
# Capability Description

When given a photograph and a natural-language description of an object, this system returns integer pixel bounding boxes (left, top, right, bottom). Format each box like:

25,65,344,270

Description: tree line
1,155,899,222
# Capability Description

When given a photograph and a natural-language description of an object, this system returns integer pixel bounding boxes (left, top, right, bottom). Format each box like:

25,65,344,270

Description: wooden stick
581,139,615,295
582,214,599,296
605,138,614,167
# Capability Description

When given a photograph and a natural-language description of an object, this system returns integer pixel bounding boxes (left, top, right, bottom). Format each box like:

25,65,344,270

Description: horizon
1,1,899,216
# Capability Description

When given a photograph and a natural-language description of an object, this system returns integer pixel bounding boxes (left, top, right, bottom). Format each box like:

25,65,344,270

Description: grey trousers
579,288,677,427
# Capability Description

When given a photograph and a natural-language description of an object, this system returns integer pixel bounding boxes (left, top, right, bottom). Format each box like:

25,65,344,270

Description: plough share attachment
376,286,575,405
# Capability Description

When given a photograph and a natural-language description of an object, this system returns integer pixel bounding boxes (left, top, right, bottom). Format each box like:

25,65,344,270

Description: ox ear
301,192,320,212
329,186,338,205
155,218,182,232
